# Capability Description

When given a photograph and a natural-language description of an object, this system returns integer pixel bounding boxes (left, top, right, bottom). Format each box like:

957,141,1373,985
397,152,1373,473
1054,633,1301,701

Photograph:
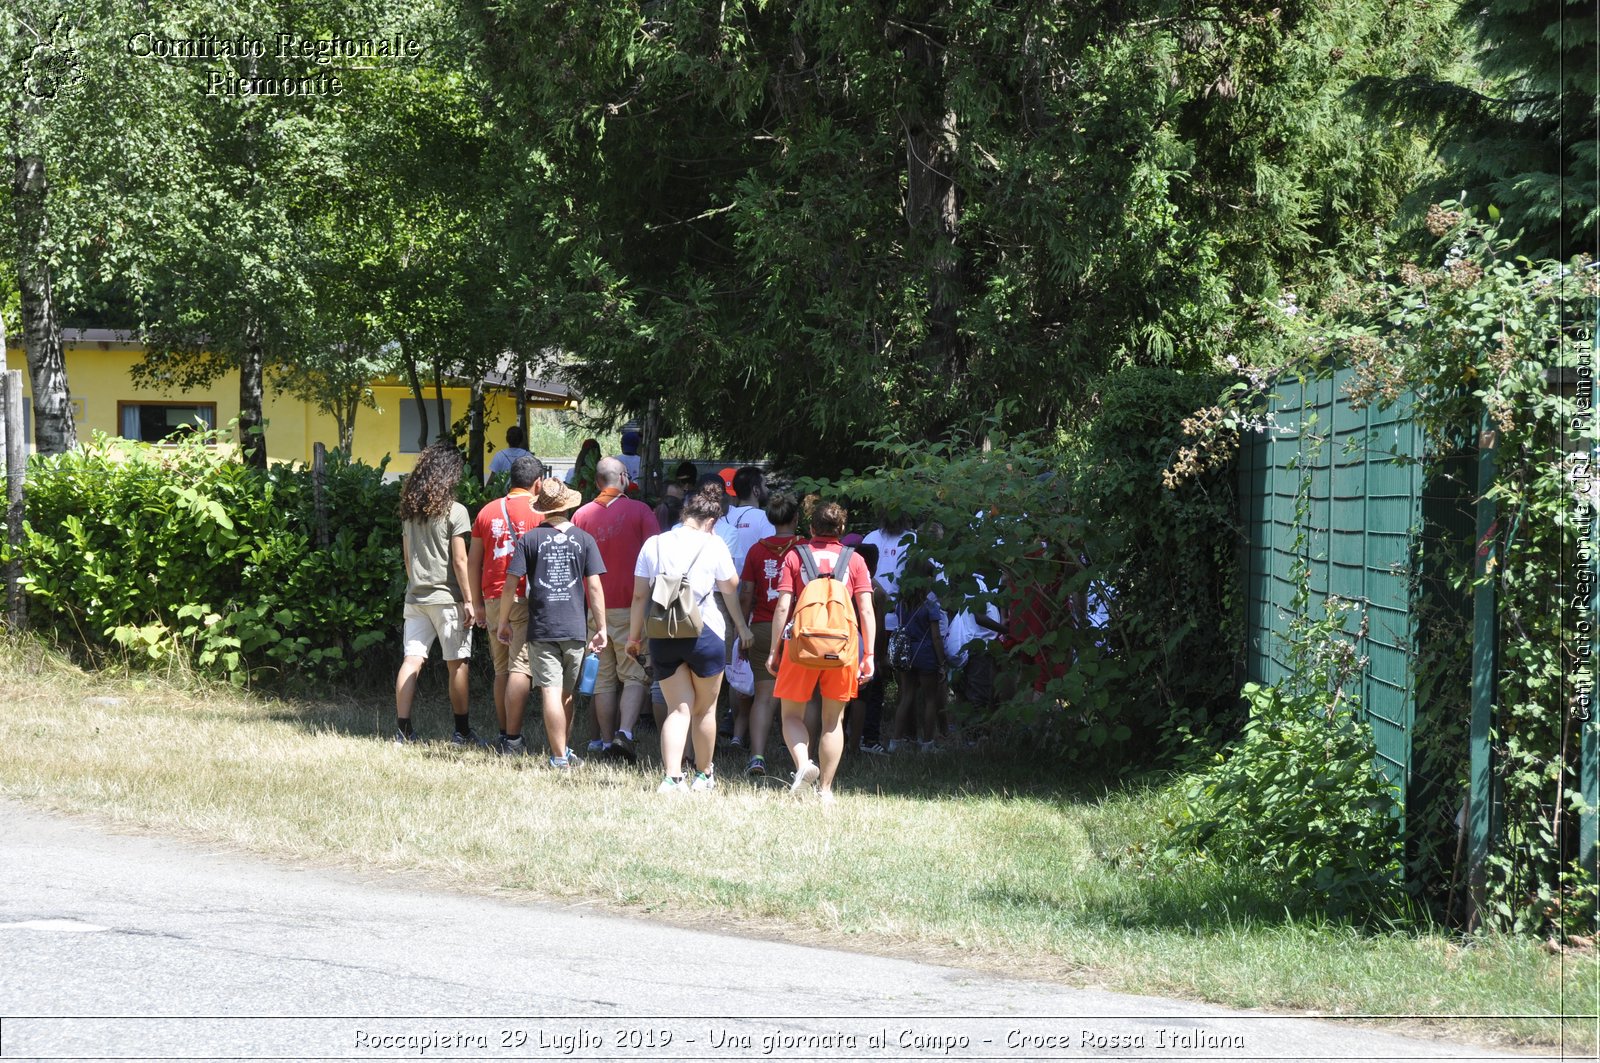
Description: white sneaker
657,775,688,794
790,760,820,795
691,770,716,792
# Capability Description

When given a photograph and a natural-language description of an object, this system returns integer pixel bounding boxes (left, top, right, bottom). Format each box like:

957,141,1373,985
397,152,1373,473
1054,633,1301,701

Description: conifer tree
1356,0,1597,258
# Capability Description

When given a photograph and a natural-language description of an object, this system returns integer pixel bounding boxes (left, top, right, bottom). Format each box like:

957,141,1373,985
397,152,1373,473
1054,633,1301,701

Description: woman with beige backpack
625,480,754,794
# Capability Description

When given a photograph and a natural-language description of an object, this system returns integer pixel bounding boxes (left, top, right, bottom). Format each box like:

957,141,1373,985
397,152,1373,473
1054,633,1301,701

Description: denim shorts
649,627,725,681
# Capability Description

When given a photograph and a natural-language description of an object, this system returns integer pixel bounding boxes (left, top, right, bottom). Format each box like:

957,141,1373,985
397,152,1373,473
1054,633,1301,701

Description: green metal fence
1236,337,1600,918
1238,368,1475,875
1238,369,1425,808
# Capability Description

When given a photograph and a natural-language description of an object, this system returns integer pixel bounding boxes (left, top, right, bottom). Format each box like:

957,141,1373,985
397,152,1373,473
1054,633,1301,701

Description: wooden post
0,311,8,504
3,369,26,628
1467,422,1499,929
312,442,329,549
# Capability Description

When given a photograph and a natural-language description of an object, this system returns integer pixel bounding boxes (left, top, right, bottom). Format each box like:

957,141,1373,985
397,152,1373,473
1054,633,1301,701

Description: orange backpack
788,544,858,669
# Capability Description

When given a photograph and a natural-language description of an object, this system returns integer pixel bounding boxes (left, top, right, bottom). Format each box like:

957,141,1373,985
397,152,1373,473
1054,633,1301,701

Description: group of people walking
396,436,910,801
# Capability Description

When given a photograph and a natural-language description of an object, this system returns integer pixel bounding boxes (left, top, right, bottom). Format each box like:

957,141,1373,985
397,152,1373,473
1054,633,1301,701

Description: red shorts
772,639,860,704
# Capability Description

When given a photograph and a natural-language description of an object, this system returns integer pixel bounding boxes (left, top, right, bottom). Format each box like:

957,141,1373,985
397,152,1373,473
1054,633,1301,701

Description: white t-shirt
861,528,914,629
634,526,737,639
714,503,776,572
616,453,642,481
945,575,1000,664
958,573,1002,643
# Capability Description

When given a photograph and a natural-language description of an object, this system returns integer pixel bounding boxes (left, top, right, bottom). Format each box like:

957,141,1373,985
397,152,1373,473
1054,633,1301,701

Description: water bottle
577,652,600,696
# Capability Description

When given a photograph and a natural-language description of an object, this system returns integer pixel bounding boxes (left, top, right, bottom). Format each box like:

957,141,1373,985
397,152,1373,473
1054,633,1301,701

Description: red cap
718,468,737,496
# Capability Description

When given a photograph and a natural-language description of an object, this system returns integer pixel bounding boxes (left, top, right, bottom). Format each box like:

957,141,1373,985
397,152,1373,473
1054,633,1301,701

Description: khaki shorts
402,601,472,661
527,639,585,691
748,621,777,683
486,596,530,677
594,607,649,694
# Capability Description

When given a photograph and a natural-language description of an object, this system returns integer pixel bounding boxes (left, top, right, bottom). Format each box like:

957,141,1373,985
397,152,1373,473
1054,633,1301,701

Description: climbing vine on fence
1172,206,1597,931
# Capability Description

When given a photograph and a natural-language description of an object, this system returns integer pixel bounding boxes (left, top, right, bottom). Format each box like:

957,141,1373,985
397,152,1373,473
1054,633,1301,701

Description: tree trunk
9,106,75,455
334,387,357,454
431,353,447,444
641,396,662,501
468,376,485,483
516,351,529,439
399,334,428,452
897,18,965,416
238,322,267,468
3,369,24,629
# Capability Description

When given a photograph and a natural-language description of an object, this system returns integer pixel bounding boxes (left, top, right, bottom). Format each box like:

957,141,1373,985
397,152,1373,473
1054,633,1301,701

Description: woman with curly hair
395,441,483,746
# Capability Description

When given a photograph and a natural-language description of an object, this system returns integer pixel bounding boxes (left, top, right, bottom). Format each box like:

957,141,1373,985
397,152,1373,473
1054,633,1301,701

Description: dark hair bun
682,480,726,523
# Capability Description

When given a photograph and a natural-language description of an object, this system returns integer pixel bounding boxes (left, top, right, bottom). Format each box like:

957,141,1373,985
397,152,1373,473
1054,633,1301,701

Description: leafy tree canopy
462,0,1448,474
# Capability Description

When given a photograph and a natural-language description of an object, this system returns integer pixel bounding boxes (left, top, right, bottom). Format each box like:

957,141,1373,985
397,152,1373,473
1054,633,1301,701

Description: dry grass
0,633,1593,1051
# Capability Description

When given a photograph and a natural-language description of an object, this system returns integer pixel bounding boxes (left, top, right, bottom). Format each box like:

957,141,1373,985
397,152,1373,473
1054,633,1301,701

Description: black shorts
650,627,726,682
964,649,996,709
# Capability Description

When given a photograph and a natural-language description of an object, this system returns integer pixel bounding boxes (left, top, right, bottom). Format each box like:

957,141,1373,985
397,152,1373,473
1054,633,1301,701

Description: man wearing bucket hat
498,479,608,768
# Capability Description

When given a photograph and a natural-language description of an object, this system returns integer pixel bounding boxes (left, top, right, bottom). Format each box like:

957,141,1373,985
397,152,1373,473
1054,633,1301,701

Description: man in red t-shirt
469,455,544,753
1001,542,1075,699
765,500,875,804
571,456,661,761
736,491,803,777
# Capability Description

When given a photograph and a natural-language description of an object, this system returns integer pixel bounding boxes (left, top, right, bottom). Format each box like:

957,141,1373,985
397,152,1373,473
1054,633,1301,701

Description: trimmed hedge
12,433,402,683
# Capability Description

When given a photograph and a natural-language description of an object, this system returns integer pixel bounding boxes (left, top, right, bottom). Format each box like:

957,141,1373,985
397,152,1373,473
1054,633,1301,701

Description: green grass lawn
0,634,1592,1052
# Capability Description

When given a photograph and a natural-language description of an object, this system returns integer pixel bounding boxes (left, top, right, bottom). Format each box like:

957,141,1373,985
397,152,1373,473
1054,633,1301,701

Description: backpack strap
832,545,855,584
796,544,820,585
658,532,711,581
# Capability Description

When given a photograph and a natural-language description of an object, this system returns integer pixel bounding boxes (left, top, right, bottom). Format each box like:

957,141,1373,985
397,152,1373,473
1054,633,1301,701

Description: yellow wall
10,339,529,475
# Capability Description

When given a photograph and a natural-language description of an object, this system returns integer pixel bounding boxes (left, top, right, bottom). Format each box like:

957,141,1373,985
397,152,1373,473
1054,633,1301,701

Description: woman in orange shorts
765,501,876,803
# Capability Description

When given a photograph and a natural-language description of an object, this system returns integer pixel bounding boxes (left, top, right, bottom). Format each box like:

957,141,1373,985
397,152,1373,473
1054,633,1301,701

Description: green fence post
1584,314,1599,879
1585,531,1598,874
1467,422,1498,928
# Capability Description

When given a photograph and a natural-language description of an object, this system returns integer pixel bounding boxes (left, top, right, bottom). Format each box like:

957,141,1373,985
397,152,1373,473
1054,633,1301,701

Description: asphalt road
0,800,1561,1062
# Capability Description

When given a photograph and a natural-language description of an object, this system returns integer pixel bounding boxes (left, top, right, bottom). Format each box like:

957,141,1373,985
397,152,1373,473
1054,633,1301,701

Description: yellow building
6,329,574,475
